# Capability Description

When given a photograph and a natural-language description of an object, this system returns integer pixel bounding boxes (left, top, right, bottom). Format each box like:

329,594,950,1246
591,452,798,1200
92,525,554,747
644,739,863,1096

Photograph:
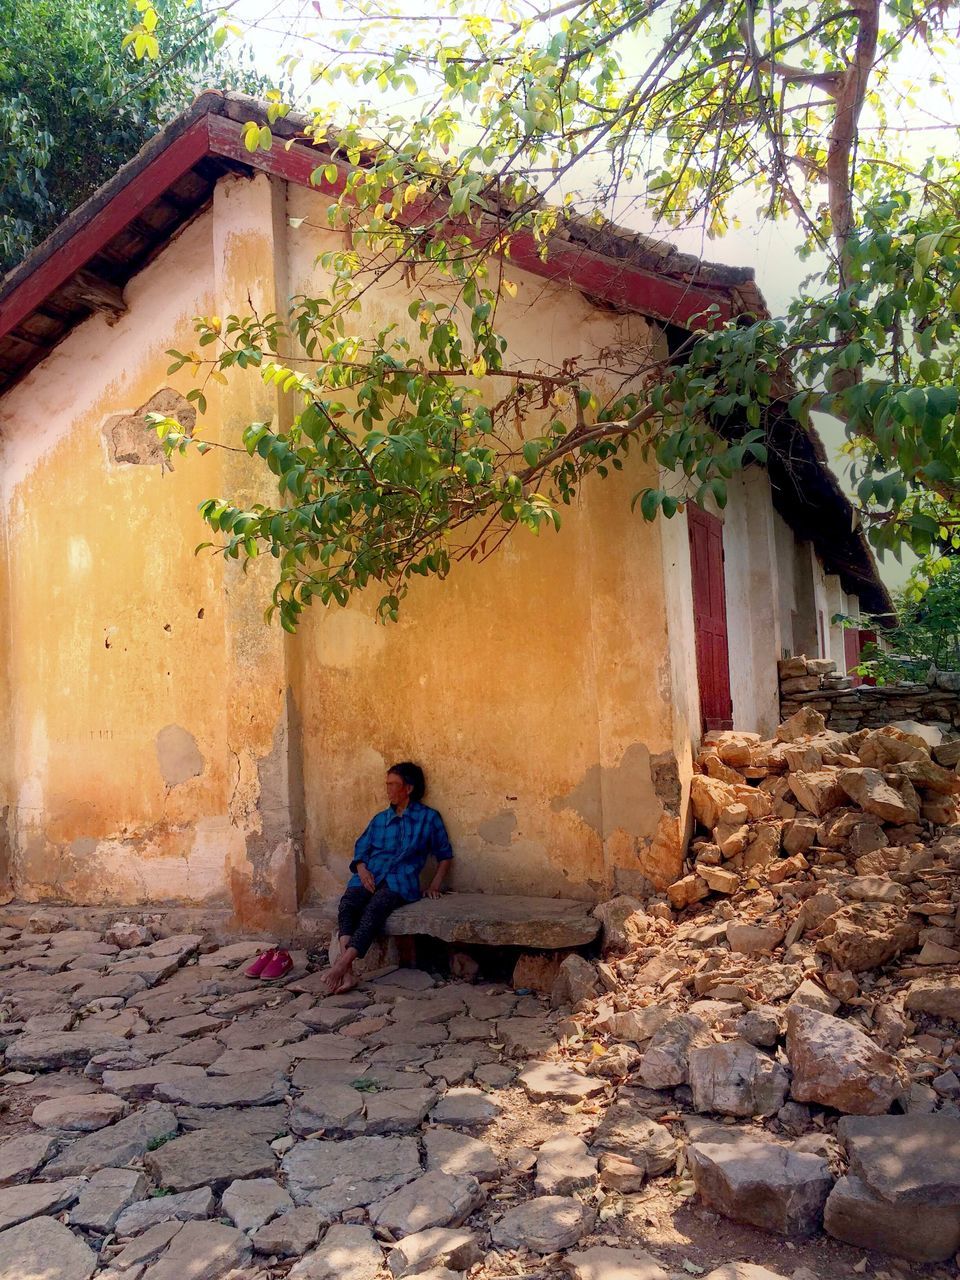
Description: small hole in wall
163,623,172,633
197,608,205,619
104,638,111,649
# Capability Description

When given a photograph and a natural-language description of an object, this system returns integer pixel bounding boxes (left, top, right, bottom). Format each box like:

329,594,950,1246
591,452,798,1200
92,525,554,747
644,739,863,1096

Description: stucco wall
283,183,683,902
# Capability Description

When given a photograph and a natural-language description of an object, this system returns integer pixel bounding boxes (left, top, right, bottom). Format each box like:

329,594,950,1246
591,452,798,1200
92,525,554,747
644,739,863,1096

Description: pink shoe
243,949,277,978
259,949,293,981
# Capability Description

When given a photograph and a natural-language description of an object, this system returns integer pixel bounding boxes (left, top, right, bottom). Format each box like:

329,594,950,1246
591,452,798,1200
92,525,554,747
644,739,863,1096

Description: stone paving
0,915,956,1280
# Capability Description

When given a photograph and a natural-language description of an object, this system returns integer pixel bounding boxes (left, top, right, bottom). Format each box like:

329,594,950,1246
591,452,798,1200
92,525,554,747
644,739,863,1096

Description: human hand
358,864,376,893
426,882,444,899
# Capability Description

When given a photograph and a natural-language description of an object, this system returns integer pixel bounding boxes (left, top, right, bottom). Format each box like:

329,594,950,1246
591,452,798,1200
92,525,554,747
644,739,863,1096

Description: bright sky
223,0,960,589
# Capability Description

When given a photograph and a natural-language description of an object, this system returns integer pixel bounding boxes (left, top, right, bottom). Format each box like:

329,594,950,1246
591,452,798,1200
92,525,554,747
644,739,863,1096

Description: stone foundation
779,656,960,738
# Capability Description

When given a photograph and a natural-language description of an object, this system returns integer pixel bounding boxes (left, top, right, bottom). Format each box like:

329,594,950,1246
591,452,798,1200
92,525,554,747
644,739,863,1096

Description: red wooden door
688,506,734,731
844,628,862,686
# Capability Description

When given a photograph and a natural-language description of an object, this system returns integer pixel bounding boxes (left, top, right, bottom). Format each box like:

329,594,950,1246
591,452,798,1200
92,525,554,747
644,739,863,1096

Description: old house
0,93,890,927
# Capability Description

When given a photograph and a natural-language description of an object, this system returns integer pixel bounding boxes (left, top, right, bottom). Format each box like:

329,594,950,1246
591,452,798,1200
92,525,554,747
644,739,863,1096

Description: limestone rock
289,1085,365,1136
386,1227,482,1278
905,975,960,1021
251,1206,327,1256
837,1114,960,1206
290,1224,382,1280
115,1186,217,1236
139,1219,251,1280
589,1103,677,1174
491,1195,596,1253
354,1087,439,1136
595,1005,673,1045
518,1062,605,1103
564,1246,670,1280
0,1216,97,1280
282,1136,421,1215
586,1042,640,1077
423,1128,500,1182
687,1134,832,1236
535,1135,598,1195
787,772,846,818
592,896,648,953
512,952,561,994
370,1171,483,1238
428,1088,500,1129
31,1091,127,1131
637,1015,709,1088
726,920,785,955
153,1069,288,1108
689,1040,789,1118
6,1030,128,1071
824,1174,960,1262
144,1127,275,1192
839,768,917,823
70,1167,148,1233
815,903,918,972
788,980,840,1015
786,1005,906,1114
776,708,826,742
383,894,599,947
0,1132,56,1186
221,1176,293,1233
0,1176,84,1231
598,1153,648,1193
698,865,739,895
691,776,738,829
667,874,710,910
102,1063,208,1101
551,954,600,1007
42,1102,178,1178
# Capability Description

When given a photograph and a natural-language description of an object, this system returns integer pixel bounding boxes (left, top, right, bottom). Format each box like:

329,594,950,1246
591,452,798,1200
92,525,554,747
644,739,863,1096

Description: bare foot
322,963,348,995
334,971,358,994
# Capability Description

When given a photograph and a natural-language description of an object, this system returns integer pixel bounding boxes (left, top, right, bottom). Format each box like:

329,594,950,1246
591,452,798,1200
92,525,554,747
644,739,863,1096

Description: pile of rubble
542,714,960,1264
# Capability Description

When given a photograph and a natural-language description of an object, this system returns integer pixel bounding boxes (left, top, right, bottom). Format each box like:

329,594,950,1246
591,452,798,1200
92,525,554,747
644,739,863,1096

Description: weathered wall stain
155,725,204,788
477,810,518,845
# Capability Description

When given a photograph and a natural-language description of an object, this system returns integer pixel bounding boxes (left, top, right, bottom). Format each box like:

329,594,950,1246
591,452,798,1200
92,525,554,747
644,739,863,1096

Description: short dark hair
388,761,426,803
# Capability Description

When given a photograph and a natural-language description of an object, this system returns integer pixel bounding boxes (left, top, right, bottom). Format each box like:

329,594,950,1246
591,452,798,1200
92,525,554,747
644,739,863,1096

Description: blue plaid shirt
349,802,453,901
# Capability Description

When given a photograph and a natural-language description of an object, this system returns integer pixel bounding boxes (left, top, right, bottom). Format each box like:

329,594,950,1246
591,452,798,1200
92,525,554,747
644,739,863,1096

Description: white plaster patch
67,536,93,574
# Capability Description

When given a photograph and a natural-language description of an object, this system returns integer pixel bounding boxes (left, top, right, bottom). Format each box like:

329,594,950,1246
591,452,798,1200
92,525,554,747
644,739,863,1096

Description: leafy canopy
132,0,960,628
0,0,267,272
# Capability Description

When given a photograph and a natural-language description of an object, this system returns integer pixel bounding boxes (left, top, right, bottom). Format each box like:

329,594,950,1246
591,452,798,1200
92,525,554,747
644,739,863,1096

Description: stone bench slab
381,894,599,949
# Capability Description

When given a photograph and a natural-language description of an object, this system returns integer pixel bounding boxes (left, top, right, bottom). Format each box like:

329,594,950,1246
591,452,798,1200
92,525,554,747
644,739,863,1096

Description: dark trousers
337,883,406,959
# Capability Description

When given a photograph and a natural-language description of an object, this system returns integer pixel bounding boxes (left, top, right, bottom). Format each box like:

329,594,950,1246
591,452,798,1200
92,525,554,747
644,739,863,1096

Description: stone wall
779,656,960,738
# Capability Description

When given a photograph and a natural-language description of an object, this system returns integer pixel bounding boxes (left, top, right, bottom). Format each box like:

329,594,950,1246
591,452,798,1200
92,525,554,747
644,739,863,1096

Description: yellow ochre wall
0,168,688,917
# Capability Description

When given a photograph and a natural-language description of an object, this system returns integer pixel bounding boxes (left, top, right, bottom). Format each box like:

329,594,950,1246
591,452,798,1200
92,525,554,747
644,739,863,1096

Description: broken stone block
589,1103,677,1174
428,1087,500,1129
518,1062,605,1103
592,896,649,953
815,903,918,972
221,1176,293,1233
144,1126,275,1192
917,940,960,965
31,1092,127,1132
636,1014,709,1088
6,1030,129,1072
838,1113,960,1205
824,1174,960,1262
534,1135,597,1196
114,1186,217,1236
787,771,846,818
138,1219,251,1280
251,1207,326,1256
786,1005,906,1114
733,1008,780,1048
370,1170,483,1238
688,1040,789,1118
726,919,785,955
586,1042,640,1078
423,1129,499,1183
598,1153,648,1193
687,1134,832,1235
490,1195,596,1253
787,980,840,1016
839,767,917,823
905,974,960,1021
667,874,710,910
0,1132,57,1186
70,1167,148,1233
848,821,888,859
42,1102,178,1178
290,1224,382,1280
387,1227,482,1278
564,1245,670,1280
0,1216,97,1280
550,954,600,1007
0,1176,85,1232
690,776,739,829
698,865,739,895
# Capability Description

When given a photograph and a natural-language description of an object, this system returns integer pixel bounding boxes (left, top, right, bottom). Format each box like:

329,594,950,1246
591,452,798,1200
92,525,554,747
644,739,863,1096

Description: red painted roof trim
206,116,733,326
0,118,211,341
0,108,735,346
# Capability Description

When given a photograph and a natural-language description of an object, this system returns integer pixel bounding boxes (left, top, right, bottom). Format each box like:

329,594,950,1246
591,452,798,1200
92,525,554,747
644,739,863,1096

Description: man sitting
323,761,453,994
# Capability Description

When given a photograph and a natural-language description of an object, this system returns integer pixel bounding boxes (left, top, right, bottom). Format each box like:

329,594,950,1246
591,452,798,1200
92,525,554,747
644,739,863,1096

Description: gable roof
0,91,891,615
